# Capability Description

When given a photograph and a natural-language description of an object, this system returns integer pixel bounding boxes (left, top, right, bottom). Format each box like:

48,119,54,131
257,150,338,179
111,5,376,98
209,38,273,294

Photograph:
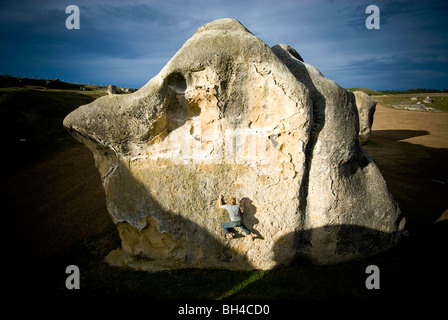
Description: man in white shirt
218,195,254,240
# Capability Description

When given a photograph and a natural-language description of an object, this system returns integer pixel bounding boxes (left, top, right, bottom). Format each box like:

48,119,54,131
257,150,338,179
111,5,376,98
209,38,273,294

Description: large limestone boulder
353,91,376,144
63,18,405,271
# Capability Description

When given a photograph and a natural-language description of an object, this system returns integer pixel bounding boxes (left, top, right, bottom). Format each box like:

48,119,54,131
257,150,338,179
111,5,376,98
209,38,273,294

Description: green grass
346,88,448,112
373,93,448,112
32,222,374,300
347,88,384,95
0,86,107,168
30,216,442,301
34,222,267,300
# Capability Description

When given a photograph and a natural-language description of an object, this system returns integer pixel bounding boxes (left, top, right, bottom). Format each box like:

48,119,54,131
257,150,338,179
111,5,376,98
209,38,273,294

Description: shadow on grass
12,218,447,302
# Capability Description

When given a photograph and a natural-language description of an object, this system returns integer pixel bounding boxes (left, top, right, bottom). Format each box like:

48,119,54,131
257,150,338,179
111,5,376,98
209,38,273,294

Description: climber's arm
218,195,226,209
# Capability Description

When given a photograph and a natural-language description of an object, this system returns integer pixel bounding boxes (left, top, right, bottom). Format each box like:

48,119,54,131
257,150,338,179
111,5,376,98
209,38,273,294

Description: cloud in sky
1,0,447,90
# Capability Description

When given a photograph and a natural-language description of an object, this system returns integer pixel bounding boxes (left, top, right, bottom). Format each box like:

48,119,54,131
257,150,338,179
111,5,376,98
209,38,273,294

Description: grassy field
3,82,447,306
372,93,448,112
0,86,107,168
347,88,384,95
347,88,448,113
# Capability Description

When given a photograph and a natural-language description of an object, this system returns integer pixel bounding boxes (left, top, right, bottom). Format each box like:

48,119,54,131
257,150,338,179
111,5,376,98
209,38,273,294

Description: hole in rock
165,72,187,93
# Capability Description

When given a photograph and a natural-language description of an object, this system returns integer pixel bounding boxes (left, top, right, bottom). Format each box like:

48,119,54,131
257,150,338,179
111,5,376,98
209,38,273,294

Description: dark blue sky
1,0,447,90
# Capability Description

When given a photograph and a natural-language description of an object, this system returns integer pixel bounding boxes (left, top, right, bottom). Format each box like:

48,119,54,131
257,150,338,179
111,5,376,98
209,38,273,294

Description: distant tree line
381,88,448,94
0,75,80,89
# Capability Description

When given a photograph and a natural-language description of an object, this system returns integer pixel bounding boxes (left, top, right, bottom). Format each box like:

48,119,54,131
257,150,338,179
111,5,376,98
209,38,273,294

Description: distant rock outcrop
353,91,376,144
64,18,405,271
107,85,118,94
393,103,440,112
423,96,433,103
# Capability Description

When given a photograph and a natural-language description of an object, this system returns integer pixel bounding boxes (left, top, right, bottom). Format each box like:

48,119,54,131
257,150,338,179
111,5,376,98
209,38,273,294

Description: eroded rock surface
353,91,376,144
64,18,405,271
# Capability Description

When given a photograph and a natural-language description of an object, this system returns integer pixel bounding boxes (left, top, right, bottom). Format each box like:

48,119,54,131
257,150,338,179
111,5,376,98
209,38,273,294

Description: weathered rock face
353,91,376,144
107,84,118,94
63,18,405,271
423,96,433,103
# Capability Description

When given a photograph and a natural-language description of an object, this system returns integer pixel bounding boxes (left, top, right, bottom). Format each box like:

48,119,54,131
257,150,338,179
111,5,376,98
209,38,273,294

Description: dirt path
372,104,448,149
366,105,448,229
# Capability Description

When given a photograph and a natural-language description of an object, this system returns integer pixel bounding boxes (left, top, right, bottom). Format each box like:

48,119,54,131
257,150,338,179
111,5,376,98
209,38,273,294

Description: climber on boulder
218,195,254,240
